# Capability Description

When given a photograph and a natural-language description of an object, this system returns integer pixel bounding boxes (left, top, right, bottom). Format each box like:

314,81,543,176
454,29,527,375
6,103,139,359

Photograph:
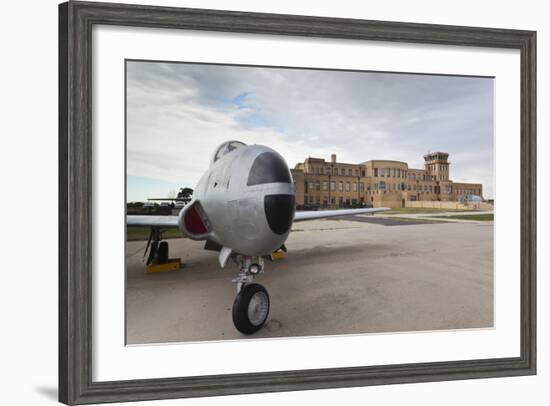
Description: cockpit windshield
213,141,246,163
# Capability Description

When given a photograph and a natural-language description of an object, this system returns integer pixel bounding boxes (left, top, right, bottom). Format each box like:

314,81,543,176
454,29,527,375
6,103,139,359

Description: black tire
232,283,270,334
155,241,169,264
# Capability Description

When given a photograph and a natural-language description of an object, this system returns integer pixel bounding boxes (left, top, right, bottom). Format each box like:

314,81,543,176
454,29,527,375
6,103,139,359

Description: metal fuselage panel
189,145,295,257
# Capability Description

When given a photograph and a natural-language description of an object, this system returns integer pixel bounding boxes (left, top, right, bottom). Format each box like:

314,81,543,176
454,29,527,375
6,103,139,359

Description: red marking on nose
184,204,207,234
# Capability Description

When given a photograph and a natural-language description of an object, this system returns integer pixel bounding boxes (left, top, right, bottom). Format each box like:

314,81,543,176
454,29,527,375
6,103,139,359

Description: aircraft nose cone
264,194,295,235
247,151,292,186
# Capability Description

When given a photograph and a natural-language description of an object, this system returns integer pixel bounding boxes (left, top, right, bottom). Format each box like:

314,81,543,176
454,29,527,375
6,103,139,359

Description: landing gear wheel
232,283,270,334
155,241,169,264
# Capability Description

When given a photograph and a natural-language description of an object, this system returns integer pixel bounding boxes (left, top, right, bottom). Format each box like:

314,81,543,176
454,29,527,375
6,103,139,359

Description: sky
126,61,494,201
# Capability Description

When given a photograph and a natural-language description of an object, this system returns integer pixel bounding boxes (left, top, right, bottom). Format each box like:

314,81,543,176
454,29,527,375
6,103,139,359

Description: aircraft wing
293,207,390,222
126,208,390,228
127,215,179,228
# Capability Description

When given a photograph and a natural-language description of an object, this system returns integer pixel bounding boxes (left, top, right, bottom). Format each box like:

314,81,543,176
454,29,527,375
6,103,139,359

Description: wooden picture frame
59,1,536,404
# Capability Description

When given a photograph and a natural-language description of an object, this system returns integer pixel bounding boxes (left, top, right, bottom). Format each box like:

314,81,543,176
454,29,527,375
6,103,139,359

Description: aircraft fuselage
178,142,295,258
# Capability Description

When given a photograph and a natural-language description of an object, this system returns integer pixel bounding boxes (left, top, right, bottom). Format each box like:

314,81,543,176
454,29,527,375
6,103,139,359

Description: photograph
53,1,538,404
125,60,495,344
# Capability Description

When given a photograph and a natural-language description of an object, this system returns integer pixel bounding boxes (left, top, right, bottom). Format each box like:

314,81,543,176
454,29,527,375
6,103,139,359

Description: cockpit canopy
212,141,247,164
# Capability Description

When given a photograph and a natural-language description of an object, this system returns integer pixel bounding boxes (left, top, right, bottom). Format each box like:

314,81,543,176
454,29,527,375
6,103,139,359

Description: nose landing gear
232,283,270,334
231,256,270,334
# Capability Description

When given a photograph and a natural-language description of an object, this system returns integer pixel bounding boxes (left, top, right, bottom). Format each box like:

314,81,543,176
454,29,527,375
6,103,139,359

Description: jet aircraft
128,141,389,334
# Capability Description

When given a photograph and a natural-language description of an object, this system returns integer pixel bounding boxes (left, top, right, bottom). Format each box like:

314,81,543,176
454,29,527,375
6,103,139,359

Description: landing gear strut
144,228,169,265
231,256,270,334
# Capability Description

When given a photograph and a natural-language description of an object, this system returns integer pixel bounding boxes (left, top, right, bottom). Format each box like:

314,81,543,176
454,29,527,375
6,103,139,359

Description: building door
401,199,405,208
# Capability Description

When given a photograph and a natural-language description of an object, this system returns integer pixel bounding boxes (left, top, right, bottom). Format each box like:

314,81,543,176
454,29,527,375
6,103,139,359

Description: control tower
424,152,450,182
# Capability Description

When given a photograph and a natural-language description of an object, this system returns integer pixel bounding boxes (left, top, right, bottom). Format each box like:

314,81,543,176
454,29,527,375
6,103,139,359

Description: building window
380,168,385,177
341,168,345,175
353,182,357,192
330,181,335,191
338,181,343,192
315,180,320,191
323,181,328,191
379,181,386,190
374,168,378,177
346,182,350,192
333,168,338,175
360,183,364,192
304,182,308,194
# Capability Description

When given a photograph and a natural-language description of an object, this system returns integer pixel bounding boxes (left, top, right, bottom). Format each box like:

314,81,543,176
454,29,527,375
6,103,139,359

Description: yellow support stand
146,258,183,273
271,251,285,261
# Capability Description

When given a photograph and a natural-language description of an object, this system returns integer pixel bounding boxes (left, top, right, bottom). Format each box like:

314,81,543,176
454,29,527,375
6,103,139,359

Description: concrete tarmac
126,217,493,344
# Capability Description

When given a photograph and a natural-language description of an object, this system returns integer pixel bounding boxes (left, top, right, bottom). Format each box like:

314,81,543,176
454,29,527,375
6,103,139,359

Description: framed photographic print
59,1,536,404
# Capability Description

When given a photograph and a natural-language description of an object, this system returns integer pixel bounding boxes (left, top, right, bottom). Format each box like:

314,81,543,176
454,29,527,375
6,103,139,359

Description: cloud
126,61,494,200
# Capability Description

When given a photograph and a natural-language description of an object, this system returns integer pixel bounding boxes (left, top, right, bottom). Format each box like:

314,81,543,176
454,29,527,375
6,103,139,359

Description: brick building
291,152,483,209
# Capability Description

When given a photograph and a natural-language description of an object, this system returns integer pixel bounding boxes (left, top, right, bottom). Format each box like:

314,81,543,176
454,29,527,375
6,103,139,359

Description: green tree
177,187,194,202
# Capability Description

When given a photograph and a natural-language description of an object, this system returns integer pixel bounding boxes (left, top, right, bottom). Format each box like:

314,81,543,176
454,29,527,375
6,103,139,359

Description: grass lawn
126,227,183,241
432,213,494,221
383,207,477,215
